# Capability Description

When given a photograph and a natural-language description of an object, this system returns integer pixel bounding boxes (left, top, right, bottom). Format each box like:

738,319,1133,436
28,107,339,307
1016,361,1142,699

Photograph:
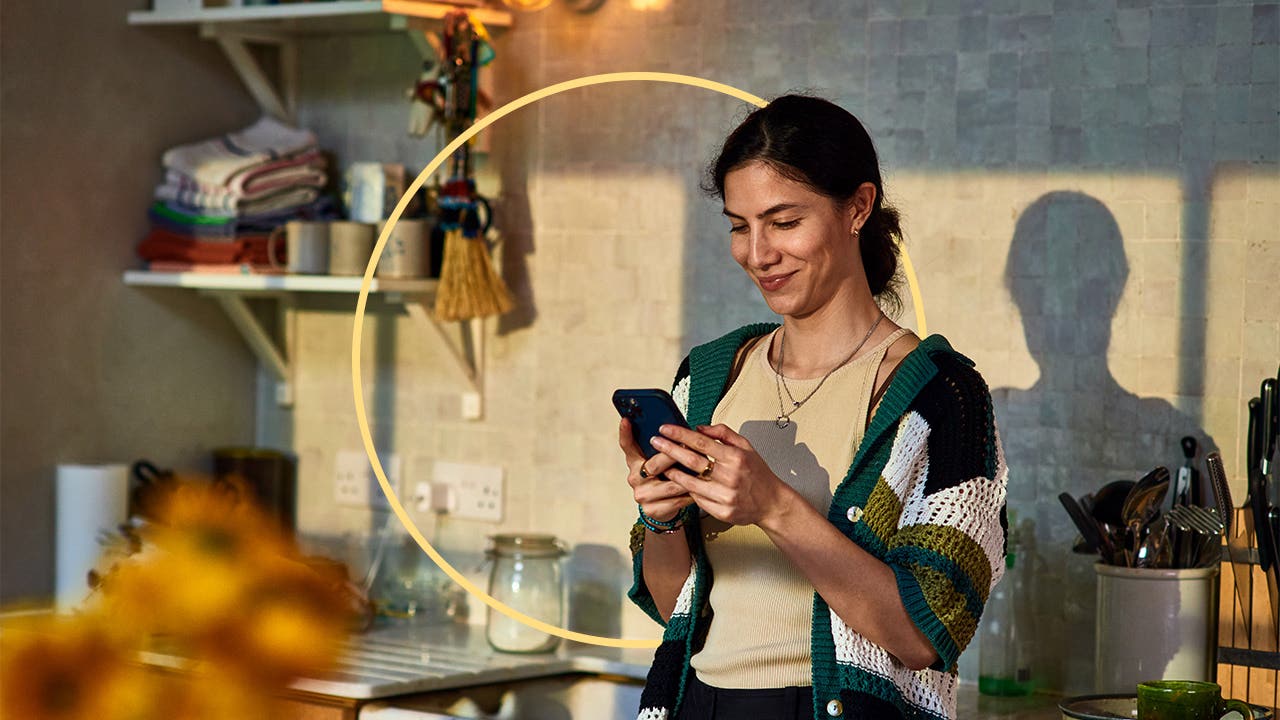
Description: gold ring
698,456,716,479
639,463,651,480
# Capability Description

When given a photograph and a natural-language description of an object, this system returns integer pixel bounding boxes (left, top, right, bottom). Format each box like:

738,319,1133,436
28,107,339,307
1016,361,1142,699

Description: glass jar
485,533,567,653
371,530,468,624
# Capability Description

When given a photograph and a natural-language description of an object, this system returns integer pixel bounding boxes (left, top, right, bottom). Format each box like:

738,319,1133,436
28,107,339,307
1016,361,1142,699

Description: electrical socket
334,450,401,509
432,460,503,521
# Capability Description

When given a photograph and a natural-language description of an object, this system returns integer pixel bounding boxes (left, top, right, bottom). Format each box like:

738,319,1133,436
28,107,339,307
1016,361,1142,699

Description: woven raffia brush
433,223,513,321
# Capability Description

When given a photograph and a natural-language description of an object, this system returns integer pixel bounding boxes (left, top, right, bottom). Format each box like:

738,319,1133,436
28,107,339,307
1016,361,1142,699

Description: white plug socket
432,461,503,521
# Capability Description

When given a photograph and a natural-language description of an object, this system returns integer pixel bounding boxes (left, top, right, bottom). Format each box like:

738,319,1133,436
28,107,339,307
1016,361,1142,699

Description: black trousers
678,673,815,720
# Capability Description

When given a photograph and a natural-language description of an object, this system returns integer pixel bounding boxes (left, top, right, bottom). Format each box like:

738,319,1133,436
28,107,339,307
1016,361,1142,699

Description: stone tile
990,14,1024,52
1256,4,1280,45
1217,5,1253,46
1253,46,1279,84
1217,45,1254,86
1115,8,1151,47
1186,6,1218,47
1149,45,1183,86
1017,88,1051,125
989,51,1021,88
1052,11,1086,50
1150,6,1188,46
897,54,931,93
958,14,988,51
1180,46,1218,86
956,51,990,90
1249,83,1279,124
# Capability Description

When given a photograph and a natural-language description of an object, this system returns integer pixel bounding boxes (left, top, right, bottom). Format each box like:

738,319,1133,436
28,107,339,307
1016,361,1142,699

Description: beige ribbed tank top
689,326,913,689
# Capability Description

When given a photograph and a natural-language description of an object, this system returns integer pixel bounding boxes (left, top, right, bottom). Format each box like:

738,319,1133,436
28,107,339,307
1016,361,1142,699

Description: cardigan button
826,698,844,716
845,505,863,523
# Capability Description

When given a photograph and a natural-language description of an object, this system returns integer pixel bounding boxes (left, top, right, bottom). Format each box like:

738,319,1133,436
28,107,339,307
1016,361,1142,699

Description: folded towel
155,181,324,213
225,149,326,195
161,149,326,201
145,260,284,275
162,116,317,186
138,229,275,265
237,187,320,217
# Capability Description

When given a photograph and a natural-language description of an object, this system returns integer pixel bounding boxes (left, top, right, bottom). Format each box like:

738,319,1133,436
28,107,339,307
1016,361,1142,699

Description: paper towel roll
56,463,129,611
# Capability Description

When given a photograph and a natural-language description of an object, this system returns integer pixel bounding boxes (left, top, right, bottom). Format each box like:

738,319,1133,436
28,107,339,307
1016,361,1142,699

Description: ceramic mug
375,219,430,279
1136,680,1253,720
268,220,329,274
327,221,375,276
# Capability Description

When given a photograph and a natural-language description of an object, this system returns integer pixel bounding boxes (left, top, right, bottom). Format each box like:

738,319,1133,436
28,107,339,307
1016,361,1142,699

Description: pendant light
501,0,605,11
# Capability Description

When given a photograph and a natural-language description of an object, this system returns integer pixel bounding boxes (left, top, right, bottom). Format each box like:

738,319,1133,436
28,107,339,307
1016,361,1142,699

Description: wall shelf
127,1,509,123
127,2,513,31
123,270,485,418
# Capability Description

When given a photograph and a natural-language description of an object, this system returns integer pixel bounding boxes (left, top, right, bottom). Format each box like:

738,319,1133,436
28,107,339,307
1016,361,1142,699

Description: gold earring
852,227,860,238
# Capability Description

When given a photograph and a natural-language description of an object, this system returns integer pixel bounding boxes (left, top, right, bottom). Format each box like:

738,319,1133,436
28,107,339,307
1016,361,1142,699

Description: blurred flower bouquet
2,477,370,720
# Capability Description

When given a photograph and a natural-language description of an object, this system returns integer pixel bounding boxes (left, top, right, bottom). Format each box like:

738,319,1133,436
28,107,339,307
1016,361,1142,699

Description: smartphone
612,388,694,475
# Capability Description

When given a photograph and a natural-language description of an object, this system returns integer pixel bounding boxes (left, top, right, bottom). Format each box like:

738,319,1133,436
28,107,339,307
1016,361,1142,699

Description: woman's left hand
649,424,795,528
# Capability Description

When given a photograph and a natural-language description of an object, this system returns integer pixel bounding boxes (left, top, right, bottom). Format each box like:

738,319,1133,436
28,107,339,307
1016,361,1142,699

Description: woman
619,95,1008,720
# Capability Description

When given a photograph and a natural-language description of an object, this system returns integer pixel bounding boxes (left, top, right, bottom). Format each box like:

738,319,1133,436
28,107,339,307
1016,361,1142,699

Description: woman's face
723,161,862,319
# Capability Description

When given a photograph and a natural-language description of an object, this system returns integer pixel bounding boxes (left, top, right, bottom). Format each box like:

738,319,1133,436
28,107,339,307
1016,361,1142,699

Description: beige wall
0,1,260,603
272,1,1278,693
3,0,1277,696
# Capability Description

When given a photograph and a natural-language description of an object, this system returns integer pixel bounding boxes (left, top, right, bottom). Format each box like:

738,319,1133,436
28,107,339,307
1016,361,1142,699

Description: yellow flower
0,614,155,720
41,476,358,716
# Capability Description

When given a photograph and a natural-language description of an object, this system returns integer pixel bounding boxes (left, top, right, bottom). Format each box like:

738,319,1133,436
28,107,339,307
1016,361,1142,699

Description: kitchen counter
280,619,656,699
285,619,1062,718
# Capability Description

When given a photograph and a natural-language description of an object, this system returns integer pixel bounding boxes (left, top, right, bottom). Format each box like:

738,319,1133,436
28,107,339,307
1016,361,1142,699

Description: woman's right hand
620,417,694,523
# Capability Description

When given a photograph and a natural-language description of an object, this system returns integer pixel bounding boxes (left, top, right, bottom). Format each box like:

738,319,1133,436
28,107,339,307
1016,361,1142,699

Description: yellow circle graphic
352,71,927,649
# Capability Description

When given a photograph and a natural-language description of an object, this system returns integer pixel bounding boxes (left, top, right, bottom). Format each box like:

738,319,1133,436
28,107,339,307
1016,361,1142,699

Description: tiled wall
273,1,1278,693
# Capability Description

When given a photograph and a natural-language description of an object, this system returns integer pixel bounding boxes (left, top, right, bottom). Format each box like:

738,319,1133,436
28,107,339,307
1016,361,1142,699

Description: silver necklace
773,312,885,429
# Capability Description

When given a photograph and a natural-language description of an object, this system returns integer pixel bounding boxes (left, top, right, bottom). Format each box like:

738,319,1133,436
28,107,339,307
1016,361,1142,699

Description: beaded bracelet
638,505,685,534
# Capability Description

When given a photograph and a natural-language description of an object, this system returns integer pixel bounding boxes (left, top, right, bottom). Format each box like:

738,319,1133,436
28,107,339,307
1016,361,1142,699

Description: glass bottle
979,516,1034,696
485,533,567,653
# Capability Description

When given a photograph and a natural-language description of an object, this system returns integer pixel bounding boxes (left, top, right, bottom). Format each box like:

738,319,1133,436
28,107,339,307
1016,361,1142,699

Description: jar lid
486,533,567,558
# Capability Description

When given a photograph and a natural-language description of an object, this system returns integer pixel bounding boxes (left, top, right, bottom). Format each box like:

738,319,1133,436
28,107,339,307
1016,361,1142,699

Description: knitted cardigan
627,324,1008,720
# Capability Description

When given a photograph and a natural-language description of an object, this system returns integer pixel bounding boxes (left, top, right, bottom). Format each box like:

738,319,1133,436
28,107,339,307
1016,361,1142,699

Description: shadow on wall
991,191,1218,694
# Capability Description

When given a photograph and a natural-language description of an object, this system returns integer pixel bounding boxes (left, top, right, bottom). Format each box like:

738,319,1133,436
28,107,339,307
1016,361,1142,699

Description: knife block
1218,507,1280,710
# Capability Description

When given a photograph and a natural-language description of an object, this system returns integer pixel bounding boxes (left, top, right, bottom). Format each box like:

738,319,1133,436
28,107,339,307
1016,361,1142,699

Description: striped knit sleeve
625,356,693,627
882,356,1008,672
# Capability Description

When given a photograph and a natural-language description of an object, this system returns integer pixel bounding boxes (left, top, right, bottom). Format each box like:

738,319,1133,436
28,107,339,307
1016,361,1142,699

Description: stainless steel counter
296,620,1063,719
289,620,654,700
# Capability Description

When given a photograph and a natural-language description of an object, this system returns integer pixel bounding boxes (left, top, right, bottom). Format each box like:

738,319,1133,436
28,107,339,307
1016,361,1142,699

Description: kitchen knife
1246,393,1280,632
1258,379,1280,630
1262,379,1277,477
1059,492,1105,556
1248,398,1270,570
1241,398,1272,641
1206,452,1234,537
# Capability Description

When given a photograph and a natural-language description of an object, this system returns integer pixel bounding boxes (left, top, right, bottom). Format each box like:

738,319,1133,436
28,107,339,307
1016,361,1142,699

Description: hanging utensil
1121,467,1171,567
1245,395,1280,637
1093,480,1135,528
1135,514,1171,568
1060,492,1105,556
1090,479,1135,562
1210,450,1253,641
1257,379,1280,630
1167,505,1225,567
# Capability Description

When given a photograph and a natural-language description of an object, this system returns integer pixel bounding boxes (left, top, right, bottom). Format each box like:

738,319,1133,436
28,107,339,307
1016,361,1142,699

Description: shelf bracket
200,24,296,122
403,298,483,420
209,292,295,407
407,27,443,64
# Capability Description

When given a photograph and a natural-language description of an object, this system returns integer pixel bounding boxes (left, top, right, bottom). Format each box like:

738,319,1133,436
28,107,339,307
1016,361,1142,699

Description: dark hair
703,94,904,314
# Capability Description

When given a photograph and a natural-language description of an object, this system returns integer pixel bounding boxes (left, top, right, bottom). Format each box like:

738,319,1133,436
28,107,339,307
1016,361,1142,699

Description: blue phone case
612,388,694,475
